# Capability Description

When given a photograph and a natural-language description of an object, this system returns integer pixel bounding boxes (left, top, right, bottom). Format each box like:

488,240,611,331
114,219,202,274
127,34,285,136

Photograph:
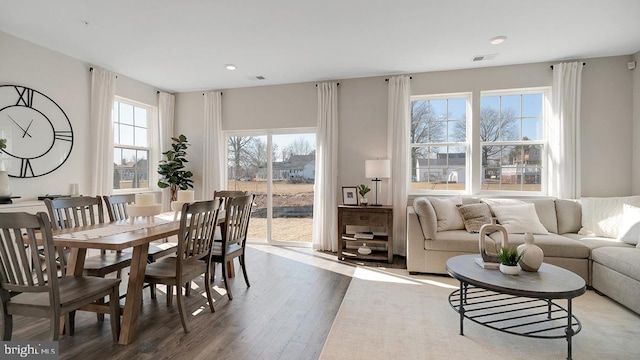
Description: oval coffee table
446,254,586,360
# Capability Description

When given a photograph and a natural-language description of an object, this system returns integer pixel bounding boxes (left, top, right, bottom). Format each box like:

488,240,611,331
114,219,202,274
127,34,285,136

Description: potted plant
497,245,525,275
157,134,194,201
357,184,370,205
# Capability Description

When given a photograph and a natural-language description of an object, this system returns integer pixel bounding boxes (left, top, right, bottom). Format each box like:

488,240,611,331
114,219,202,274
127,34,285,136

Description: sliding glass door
226,129,315,245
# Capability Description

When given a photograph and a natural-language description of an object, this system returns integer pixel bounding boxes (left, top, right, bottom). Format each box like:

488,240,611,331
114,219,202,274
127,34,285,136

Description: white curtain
158,92,175,210
549,62,584,199
89,67,116,196
203,91,225,199
312,82,339,252
387,76,410,256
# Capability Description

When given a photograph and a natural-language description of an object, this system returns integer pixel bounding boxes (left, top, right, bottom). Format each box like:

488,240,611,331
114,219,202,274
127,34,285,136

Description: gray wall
1,29,636,202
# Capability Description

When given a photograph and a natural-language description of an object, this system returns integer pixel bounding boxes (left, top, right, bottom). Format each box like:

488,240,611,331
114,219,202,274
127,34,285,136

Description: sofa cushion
579,196,640,238
524,199,558,234
456,203,492,233
413,197,437,240
575,237,635,251
592,247,640,283
429,197,464,231
424,230,487,253
488,232,589,259
555,199,582,234
617,204,640,245
491,203,549,234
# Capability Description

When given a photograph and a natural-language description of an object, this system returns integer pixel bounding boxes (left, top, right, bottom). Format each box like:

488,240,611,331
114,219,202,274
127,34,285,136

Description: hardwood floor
6,245,358,360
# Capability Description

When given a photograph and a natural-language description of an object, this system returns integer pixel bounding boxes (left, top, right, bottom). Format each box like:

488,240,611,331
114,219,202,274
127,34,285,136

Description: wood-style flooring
6,245,361,360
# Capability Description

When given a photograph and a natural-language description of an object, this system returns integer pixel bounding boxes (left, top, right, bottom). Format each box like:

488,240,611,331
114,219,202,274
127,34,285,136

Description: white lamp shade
365,159,391,179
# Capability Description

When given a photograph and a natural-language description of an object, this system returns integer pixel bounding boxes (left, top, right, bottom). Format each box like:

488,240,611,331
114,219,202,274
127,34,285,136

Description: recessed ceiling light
225,64,237,71
489,36,507,45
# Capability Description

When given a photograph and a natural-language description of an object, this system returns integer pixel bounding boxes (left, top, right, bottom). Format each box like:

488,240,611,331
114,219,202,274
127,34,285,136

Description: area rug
320,267,638,360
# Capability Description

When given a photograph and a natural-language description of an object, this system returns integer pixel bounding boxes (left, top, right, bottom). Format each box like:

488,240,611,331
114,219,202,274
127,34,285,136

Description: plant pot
359,196,368,205
499,264,520,275
0,170,11,197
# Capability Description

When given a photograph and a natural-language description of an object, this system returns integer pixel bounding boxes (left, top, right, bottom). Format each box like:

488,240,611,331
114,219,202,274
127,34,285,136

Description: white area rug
320,267,639,360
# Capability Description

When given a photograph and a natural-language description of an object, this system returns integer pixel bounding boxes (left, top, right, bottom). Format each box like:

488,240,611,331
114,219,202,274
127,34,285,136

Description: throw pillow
579,196,640,238
457,203,492,233
617,204,640,245
429,197,464,231
481,198,525,217
491,203,549,234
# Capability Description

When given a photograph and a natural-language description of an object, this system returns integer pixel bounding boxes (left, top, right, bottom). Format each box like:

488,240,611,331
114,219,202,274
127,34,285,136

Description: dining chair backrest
213,190,248,209
0,212,60,298
44,196,105,230
102,194,136,222
222,194,255,250
176,199,222,271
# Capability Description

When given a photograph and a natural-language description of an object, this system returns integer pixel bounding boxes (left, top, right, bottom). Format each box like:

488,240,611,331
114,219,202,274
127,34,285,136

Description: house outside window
409,88,549,195
410,93,470,193
112,98,151,190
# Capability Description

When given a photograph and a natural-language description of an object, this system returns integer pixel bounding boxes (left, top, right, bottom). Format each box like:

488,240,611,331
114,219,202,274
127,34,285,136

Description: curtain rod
385,77,412,81
550,62,586,70
315,83,340,87
89,67,118,78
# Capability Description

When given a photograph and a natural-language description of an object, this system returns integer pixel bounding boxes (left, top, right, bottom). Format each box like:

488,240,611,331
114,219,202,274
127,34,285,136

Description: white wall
3,29,636,203
0,31,159,200
175,56,635,198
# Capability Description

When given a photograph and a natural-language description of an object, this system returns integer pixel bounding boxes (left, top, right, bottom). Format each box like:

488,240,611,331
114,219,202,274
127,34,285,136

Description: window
409,88,549,195
112,98,151,190
480,89,546,192
410,94,470,193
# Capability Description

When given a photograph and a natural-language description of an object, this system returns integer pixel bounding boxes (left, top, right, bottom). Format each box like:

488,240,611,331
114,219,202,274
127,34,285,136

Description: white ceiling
1,0,639,93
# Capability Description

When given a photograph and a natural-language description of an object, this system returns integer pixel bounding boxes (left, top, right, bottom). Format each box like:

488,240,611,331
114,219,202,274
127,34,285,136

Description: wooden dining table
52,213,181,345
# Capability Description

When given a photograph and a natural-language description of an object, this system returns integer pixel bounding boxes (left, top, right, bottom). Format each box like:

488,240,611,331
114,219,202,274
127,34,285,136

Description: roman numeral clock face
0,85,74,178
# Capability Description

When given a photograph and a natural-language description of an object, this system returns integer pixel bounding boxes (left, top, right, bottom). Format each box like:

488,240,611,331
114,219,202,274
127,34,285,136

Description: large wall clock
0,85,74,178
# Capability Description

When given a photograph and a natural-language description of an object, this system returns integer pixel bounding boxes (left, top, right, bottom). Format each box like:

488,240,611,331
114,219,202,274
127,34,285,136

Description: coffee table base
449,283,581,360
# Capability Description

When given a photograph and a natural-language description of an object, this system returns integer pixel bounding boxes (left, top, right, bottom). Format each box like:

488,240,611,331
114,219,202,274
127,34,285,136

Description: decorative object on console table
157,134,194,201
0,138,10,198
337,205,393,263
365,159,390,206
479,218,508,265
342,186,358,205
518,232,544,271
357,184,370,205
0,85,74,178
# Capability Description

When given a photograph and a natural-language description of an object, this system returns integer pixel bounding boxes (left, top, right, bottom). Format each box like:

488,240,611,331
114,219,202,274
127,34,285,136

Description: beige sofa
406,196,640,314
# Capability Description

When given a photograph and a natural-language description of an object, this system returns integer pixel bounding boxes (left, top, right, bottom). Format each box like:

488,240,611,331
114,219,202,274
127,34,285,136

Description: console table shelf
337,205,393,263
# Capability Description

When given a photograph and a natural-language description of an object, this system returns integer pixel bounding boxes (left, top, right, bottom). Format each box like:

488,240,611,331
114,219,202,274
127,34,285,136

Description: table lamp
365,159,390,206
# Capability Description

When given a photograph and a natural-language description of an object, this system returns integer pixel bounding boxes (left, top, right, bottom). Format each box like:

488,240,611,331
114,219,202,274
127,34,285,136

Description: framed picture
342,186,358,205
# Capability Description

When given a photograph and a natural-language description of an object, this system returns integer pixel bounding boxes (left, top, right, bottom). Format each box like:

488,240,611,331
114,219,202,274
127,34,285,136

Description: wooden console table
337,205,393,263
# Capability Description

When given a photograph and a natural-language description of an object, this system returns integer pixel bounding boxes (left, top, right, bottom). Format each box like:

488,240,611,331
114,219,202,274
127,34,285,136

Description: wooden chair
44,196,132,321
0,212,121,342
143,199,221,333
210,194,254,300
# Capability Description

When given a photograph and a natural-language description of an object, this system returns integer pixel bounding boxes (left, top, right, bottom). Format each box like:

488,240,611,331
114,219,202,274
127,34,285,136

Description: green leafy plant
497,246,525,266
0,138,6,150
357,184,371,197
157,134,194,201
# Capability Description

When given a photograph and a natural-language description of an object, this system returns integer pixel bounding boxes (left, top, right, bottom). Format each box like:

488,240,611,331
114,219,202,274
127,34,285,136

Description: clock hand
22,119,34,138
7,114,28,134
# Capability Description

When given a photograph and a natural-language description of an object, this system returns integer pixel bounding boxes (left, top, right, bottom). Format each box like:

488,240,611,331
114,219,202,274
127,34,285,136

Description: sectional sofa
406,196,640,314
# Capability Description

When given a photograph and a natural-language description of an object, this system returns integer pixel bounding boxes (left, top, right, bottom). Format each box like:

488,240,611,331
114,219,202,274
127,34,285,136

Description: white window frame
479,87,550,196
409,92,472,196
112,96,157,194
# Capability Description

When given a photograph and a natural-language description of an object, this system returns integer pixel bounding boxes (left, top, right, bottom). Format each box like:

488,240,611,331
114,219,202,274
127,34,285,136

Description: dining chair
44,196,132,321
210,194,254,300
0,212,121,342
143,199,221,333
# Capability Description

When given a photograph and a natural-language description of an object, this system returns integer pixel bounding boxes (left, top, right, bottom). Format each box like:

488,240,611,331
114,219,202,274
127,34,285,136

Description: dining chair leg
109,287,121,342
49,313,60,341
240,254,250,287
1,311,12,340
185,282,190,297
67,312,76,336
167,285,173,306
210,264,216,283
150,283,156,300
221,258,233,300
176,285,189,333
204,267,215,313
